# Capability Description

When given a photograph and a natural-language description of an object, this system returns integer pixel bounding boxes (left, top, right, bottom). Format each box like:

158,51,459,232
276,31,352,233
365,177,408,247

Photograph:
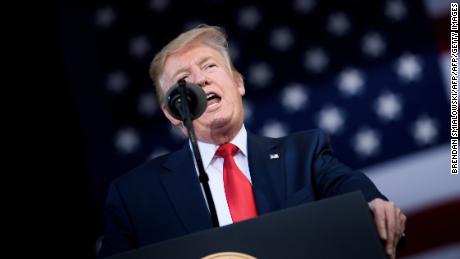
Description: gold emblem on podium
202,251,257,259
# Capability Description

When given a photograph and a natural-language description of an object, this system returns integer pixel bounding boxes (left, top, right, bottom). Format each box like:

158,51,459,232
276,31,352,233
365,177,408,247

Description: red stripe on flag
430,15,450,53
399,198,460,257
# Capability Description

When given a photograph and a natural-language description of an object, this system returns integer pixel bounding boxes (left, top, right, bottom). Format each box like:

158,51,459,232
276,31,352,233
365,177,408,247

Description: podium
103,191,386,259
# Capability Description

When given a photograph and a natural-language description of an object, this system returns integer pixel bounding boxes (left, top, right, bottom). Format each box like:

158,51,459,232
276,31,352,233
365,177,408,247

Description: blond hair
149,24,242,105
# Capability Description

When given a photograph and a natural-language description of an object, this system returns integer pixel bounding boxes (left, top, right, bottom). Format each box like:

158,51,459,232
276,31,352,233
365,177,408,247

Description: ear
234,73,245,96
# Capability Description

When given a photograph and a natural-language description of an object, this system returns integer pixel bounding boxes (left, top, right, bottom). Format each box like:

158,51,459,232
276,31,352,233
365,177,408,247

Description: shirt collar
194,125,247,169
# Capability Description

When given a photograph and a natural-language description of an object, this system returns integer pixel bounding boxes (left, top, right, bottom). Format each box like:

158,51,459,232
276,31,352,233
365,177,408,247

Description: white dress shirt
192,125,252,226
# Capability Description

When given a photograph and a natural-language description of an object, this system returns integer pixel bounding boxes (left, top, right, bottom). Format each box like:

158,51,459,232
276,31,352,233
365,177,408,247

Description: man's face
160,43,245,144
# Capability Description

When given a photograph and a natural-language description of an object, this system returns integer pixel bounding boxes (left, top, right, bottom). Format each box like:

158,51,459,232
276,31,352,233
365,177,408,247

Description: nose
193,70,209,88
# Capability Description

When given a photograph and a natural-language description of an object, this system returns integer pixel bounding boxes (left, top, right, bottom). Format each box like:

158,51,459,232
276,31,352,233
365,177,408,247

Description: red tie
215,143,258,223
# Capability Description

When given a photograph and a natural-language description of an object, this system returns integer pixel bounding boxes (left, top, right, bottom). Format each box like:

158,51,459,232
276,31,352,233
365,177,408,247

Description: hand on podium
369,198,407,259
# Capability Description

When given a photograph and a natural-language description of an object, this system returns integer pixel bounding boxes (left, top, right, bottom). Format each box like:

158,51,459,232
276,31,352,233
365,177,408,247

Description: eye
178,74,189,81
205,63,217,70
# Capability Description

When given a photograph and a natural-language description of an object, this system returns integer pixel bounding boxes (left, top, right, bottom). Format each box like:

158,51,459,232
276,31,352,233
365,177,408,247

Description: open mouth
206,92,222,108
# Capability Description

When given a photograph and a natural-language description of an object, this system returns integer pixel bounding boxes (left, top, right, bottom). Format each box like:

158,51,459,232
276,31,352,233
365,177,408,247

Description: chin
209,116,232,129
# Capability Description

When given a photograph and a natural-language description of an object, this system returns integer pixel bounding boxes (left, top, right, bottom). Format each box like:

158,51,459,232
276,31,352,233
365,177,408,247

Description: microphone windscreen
165,82,207,120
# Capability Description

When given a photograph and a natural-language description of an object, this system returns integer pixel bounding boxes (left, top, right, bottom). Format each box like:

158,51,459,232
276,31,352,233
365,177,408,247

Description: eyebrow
170,56,214,82
198,56,213,66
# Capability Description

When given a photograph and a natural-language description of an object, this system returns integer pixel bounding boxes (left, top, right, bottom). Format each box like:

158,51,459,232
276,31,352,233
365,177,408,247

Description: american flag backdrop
57,0,459,258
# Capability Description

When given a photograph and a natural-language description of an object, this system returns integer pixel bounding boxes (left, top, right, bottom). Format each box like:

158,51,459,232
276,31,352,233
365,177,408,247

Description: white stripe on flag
404,242,460,259
364,143,460,214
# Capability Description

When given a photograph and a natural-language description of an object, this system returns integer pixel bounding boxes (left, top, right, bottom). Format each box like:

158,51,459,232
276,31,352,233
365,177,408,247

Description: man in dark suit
98,24,406,258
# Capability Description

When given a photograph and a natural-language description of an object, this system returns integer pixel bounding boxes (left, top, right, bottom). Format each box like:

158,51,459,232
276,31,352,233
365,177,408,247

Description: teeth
207,93,216,100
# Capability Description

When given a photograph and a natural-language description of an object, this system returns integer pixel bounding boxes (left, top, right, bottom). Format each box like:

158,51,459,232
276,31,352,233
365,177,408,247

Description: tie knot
215,143,239,157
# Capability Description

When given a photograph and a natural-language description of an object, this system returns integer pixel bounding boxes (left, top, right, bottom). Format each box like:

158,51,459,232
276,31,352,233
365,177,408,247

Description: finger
394,207,401,249
395,208,401,234
400,213,407,234
385,203,396,256
372,204,387,240
393,207,402,257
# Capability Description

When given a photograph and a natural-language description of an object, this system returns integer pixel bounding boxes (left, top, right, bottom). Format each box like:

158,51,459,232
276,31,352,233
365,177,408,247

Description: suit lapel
247,132,286,215
160,144,212,233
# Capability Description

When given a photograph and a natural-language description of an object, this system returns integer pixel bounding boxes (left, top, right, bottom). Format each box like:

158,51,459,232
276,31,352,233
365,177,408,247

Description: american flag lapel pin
269,154,279,159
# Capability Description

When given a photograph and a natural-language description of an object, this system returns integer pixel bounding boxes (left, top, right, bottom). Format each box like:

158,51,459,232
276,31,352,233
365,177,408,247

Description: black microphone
164,79,220,227
165,80,207,121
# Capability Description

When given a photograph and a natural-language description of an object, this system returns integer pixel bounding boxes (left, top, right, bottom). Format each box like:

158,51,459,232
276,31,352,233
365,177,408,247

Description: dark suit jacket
98,129,386,257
